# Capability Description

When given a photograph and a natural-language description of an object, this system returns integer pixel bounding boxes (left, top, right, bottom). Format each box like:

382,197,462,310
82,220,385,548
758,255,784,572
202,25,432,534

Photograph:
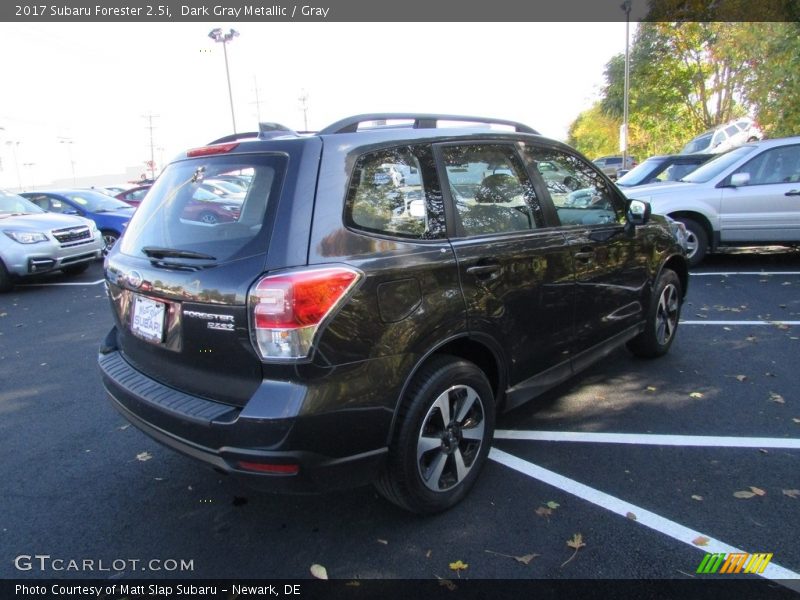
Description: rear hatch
104,142,310,407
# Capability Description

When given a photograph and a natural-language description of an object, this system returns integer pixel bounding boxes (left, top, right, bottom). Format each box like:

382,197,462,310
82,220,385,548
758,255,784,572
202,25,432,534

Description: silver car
0,189,103,292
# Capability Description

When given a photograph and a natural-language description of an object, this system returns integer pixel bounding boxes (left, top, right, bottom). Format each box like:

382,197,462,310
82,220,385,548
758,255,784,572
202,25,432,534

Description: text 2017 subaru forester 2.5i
99,114,688,513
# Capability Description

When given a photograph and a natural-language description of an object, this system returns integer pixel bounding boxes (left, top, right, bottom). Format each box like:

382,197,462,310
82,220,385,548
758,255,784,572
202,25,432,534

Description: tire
374,355,495,514
199,212,218,225
62,262,90,276
0,259,13,293
628,269,682,358
676,217,708,267
101,230,119,252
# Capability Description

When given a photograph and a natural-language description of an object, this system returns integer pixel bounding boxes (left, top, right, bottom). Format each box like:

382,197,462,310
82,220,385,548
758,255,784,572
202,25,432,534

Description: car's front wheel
374,355,495,514
676,217,708,267
628,269,682,358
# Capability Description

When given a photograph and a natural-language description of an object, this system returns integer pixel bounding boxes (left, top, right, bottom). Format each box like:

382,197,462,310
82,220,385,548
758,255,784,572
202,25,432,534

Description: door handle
574,247,595,262
466,264,503,280
785,189,800,197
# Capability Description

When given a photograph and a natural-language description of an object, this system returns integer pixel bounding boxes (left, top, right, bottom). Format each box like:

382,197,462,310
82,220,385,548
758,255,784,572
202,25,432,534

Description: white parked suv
0,189,104,291
624,137,800,265
681,117,763,155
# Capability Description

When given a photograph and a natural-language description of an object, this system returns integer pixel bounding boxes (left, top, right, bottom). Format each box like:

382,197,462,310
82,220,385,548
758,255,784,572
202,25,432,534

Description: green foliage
568,22,800,160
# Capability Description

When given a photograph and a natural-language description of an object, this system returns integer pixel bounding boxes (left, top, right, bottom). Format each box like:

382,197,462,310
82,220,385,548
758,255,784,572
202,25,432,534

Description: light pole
298,89,309,131
6,141,22,191
208,27,239,133
58,137,76,185
621,0,632,170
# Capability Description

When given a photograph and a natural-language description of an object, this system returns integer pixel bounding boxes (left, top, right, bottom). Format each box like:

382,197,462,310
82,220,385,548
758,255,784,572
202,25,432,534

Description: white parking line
691,271,800,276
494,430,800,449
489,448,800,585
681,320,799,326
21,279,105,287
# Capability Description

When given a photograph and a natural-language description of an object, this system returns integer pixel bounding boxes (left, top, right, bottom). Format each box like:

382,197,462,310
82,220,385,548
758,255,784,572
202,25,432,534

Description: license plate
131,294,166,343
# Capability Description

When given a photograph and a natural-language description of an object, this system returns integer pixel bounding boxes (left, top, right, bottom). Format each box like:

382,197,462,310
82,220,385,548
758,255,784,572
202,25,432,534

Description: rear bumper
98,331,393,494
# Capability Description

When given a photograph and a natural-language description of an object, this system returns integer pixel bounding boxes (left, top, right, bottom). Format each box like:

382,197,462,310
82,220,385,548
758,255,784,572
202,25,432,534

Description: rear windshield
119,153,286,263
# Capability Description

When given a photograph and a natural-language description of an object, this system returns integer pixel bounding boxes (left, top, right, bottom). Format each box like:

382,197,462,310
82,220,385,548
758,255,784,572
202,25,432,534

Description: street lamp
5,141,22,191
621,0,632,169
58,137,76,185
298,89,309,131
208,27,239,133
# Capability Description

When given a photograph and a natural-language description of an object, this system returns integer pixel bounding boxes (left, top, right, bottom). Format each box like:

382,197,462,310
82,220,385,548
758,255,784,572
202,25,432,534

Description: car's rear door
435,141,575,406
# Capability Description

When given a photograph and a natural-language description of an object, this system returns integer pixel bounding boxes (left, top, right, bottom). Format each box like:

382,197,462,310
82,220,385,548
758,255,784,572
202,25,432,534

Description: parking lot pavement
0,251,798,588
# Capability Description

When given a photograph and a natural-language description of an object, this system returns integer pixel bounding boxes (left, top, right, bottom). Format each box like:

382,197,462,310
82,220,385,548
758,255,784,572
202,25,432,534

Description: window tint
440,144,541,236
347,145,445,239
526,146,623,226
733,145,800,185
119,156,282,263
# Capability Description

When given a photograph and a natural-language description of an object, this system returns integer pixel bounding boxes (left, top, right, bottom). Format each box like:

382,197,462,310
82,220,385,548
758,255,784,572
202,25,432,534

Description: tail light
248,266,362,361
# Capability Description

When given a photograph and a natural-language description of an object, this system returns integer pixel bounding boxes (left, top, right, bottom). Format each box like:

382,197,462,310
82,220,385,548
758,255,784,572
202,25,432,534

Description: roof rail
207,122,298,145
319,113,539,135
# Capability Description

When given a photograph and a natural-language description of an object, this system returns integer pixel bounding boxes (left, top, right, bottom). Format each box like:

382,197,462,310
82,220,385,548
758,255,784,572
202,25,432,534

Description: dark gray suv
99,114,688,513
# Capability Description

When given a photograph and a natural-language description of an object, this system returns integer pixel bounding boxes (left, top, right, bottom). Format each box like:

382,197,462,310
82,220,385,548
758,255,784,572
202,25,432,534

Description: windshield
61,190,134,213
119,153,286,263
0,191,45,215
616,158,666,186
681,146,756,183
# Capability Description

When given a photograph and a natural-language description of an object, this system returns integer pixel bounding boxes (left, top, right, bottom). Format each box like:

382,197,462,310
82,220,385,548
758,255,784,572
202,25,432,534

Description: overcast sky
0,22,631,188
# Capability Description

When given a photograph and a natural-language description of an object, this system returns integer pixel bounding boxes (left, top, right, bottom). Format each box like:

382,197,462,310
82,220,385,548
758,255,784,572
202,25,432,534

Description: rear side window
346,145,445,240
119,154,286,263
440,144,542,237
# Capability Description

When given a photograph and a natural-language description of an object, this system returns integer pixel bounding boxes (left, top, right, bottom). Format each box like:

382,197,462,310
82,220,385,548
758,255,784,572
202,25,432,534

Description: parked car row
0,189,104,292
623,136,800,265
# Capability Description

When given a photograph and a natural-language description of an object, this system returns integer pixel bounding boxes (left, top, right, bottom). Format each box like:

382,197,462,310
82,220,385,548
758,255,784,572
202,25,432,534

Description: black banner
4,579,800,600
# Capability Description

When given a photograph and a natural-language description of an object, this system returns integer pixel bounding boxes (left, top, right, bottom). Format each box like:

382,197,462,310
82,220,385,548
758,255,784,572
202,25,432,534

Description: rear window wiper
141,246,217,260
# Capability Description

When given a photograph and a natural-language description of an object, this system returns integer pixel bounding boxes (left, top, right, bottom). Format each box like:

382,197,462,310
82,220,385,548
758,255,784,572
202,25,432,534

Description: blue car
21,189,134,251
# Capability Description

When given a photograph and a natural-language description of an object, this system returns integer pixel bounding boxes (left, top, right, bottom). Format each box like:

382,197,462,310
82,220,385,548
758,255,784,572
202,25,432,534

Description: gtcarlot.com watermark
14,554,194,573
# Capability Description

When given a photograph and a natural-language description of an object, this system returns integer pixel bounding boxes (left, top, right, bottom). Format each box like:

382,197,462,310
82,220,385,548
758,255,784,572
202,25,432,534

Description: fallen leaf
689,392,704,399
769,392,785,404
377,539,388,545
734,490,756,499
626,512,637,521
749,486,766,496
566,533,586,550
646,386,657,392
118,424,130,431
485,549,539,565
793,418,800,424
758,448,769,454
782,489,800,499
546,501,560,510
746,335,757,342
723,327,732,331
561,534,586,568
691,495,704,501
692,536,710,546
345,581,361,587
535,507,553,518
310,564,328,580
735,375,748,382
136,452,152,462
449,560,468,572
777,324,790,331
426,550,432,558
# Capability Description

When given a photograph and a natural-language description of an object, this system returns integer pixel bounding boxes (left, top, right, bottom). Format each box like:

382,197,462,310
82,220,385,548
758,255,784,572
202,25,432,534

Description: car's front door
524,144,652,371
720,143,800,242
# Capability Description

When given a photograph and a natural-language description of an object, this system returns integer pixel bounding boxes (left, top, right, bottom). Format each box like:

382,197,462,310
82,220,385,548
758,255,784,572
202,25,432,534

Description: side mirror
626,199,651,227
730,172,750,187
